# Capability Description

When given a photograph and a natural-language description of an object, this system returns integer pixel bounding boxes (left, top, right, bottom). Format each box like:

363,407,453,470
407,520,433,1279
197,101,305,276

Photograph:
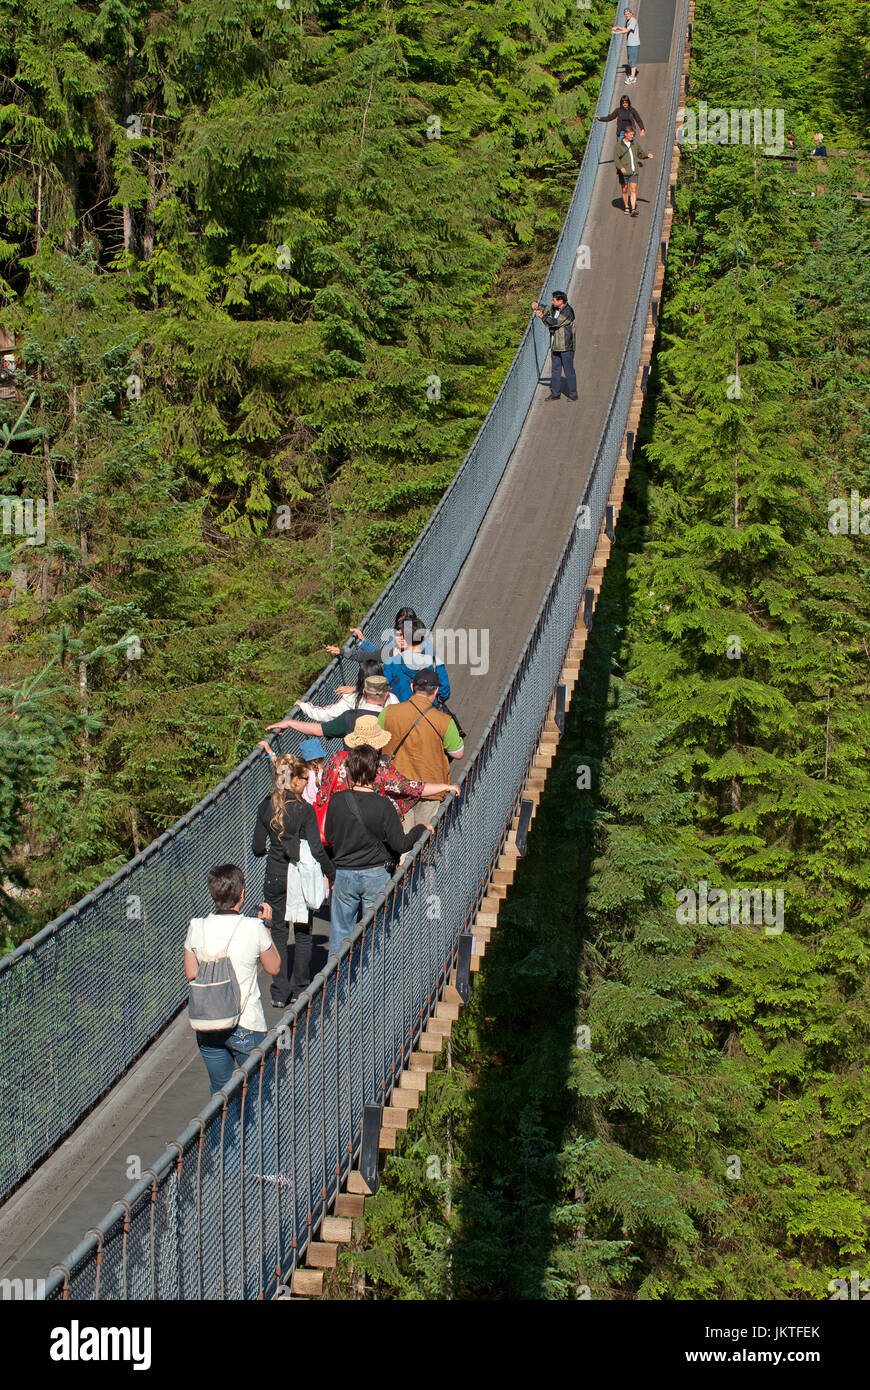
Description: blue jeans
196,1024,267,1095
329,867,391,954
551,350,577,398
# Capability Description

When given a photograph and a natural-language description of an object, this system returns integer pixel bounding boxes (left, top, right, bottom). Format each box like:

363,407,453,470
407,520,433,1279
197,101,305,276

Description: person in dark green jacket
614,125,653,217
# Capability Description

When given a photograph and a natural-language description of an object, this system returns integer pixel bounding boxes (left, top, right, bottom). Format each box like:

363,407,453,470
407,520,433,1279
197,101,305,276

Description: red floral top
315,750,425,820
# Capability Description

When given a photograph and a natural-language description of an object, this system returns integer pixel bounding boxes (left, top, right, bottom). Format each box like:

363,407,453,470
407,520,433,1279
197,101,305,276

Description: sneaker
567,394,579,401
544,394,561,402
631,207,639,217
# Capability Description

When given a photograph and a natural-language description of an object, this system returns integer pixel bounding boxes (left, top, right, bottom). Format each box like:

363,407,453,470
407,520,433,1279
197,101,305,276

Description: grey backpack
188,916,253,1032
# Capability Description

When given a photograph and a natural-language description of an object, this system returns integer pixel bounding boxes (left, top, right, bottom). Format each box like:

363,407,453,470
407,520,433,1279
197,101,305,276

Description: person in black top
324,744,431,955
252,754,335,1006
531,291,578,402
597,95,645,138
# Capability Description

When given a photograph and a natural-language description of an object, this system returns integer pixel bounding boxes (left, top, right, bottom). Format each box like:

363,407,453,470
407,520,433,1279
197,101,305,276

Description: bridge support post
360,1105,382,1194
515,797,534,857
583,586,595,630
605,504,615,542
554,683,567,733
456,932,475,1003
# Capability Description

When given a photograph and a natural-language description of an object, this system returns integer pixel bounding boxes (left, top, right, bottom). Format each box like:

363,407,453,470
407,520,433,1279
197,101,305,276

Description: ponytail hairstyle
270,754,308,838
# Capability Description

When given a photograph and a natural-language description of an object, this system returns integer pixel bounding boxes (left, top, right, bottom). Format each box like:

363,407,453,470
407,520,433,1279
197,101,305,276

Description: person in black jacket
252,753,335,1006
597,94,645,138
324,744,431,955
531,291,578,402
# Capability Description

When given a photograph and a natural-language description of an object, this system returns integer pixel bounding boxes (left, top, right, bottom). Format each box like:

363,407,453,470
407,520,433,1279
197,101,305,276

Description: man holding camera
531,291,578,402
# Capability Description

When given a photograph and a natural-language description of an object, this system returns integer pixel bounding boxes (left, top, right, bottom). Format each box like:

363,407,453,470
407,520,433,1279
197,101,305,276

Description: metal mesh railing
0,3,642,1205
40,0,690,1297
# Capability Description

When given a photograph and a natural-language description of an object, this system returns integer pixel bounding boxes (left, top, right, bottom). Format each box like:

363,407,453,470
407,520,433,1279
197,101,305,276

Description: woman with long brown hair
252,754,335,1006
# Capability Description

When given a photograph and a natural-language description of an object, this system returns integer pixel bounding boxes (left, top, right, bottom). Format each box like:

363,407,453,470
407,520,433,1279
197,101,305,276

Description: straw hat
344,714,391,750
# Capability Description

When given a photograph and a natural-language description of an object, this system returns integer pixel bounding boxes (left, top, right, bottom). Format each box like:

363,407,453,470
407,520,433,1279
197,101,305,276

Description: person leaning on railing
596,94,645,139
326,607,434,665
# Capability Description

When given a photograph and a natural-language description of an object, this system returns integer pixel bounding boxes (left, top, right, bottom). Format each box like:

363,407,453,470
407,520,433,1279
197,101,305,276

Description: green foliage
0,0,609,938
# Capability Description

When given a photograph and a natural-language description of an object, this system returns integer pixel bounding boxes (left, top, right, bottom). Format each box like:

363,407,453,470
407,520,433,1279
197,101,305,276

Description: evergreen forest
0,0,607,943
1,0,869,1305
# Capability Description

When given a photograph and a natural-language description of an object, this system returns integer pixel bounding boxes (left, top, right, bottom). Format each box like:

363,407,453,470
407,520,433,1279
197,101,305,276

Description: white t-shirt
625,16,639,44
185,913,273,1032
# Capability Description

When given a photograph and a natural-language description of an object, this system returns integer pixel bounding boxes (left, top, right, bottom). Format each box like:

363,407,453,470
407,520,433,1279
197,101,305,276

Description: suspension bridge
0,0,691,1300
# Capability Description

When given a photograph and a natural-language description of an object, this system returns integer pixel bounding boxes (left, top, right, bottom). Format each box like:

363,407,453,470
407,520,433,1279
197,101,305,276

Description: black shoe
567,394,578,400
544,394,561,401
631,208,639,217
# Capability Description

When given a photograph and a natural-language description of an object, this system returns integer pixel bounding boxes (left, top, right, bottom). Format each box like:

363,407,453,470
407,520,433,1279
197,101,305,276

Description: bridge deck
0,0,679,1287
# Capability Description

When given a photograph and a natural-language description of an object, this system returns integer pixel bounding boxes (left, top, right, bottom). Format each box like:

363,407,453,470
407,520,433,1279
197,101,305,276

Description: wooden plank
346,1171,373,1196
307,1242,338,1269
335,1193,365,1219
435,1000,460,1020
291,1269,323,1296
492,868,515,887
419,1032,444,1053
393,1085,422,1110
427,1016,453,1035
397,1067,428,1090
379,1128,398,1151
475,911,498,929
382,1106,410,1128
408,1051,436,1071
322,1216,353,1243
441,983,463,1006
472,925,492,944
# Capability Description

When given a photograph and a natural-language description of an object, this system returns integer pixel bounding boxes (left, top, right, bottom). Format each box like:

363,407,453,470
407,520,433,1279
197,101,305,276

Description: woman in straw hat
313,714,459,839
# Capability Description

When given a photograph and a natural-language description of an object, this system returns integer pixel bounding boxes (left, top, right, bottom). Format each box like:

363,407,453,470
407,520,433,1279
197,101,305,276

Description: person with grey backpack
184,863,281,1094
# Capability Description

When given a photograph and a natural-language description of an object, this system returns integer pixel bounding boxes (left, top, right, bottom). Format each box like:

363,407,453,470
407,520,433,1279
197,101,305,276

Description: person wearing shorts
613,8,640,84
613,126,653,217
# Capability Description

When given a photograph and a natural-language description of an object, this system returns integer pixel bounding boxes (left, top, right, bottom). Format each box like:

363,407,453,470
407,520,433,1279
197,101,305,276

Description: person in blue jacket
326,606,449,702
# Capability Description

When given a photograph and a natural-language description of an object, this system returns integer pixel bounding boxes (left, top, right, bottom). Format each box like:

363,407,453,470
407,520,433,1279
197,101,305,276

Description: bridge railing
42,0,690,1298
0,3,631,1205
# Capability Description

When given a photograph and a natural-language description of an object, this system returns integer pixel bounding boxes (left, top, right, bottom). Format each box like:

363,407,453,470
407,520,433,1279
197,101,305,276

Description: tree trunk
71,380,87,561
143,122,156,261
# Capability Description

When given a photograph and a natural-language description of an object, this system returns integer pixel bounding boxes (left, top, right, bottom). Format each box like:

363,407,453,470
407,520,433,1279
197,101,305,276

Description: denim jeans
551,349,577,397
329,867,391,955
196,1024,267,1095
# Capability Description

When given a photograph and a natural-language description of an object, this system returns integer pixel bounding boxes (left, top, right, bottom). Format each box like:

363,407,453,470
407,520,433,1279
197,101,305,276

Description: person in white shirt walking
613,8,641,84
184,863,281,1093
